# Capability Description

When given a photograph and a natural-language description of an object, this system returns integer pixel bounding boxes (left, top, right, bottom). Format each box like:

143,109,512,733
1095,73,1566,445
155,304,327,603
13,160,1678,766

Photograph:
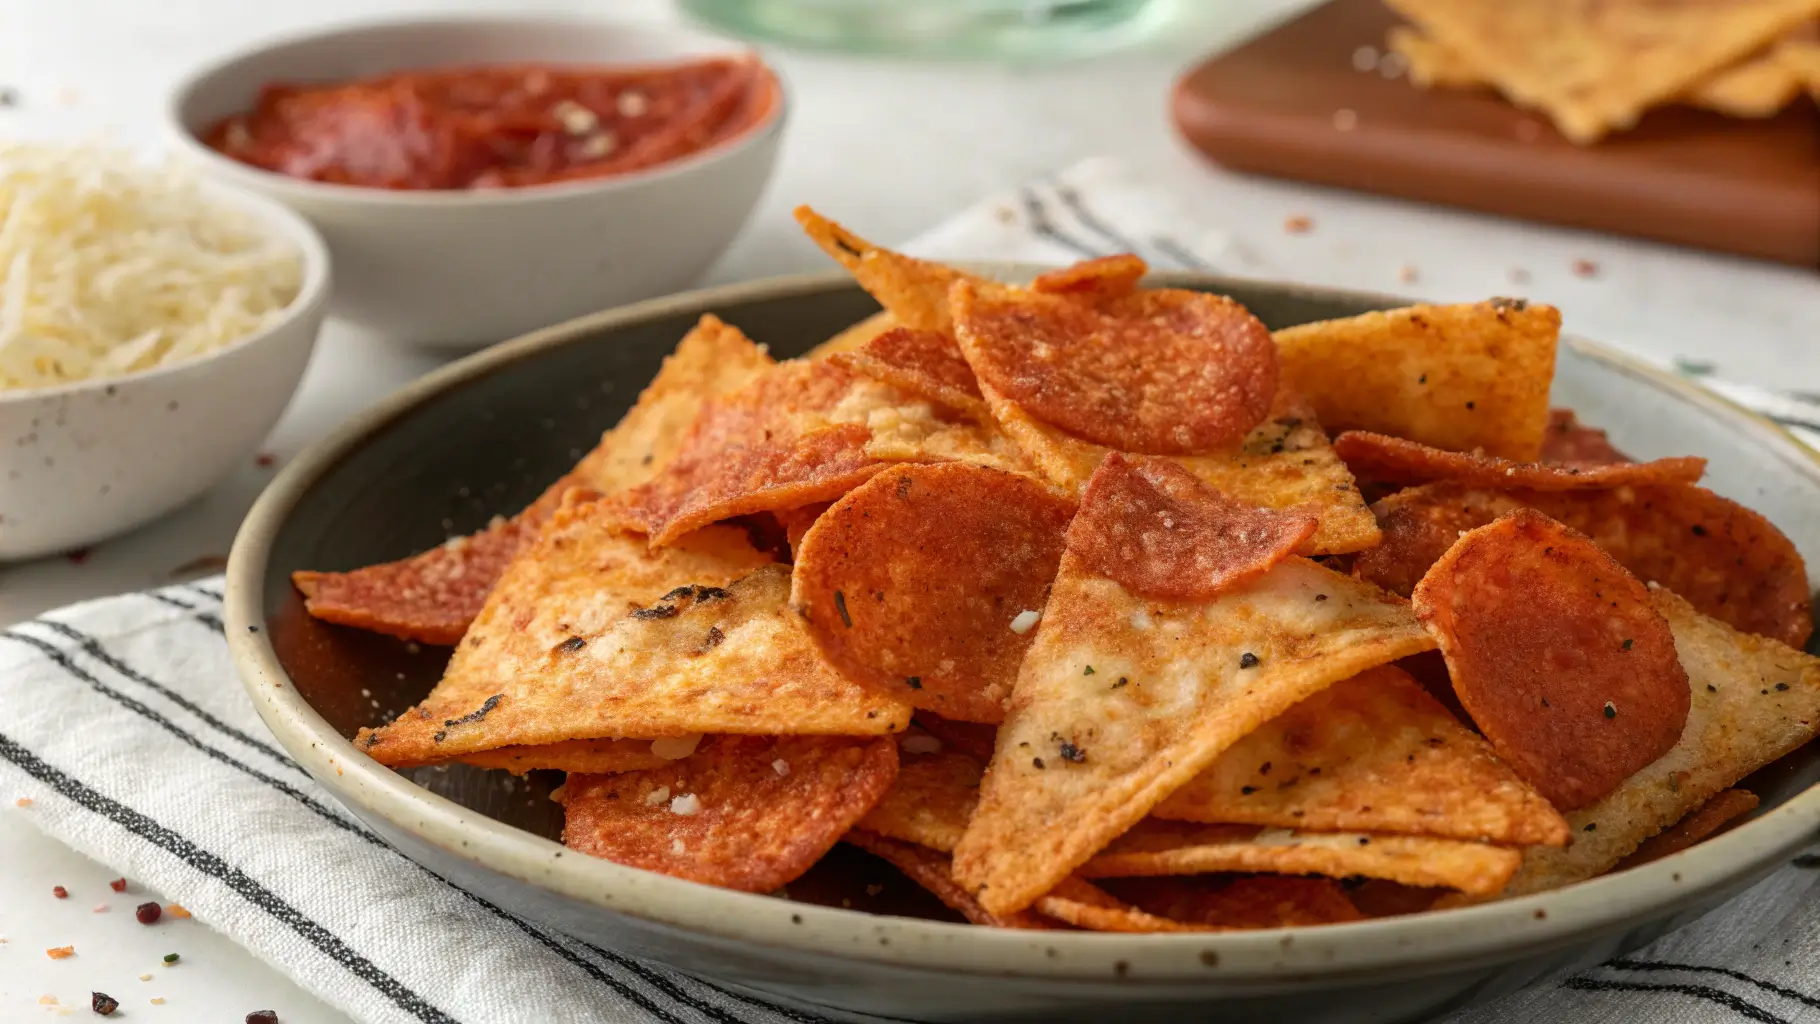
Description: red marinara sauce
203,56,773,190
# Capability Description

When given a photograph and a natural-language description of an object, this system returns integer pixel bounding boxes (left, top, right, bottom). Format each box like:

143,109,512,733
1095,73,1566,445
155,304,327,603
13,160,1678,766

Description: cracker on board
792,464,1075,723
1078,820,1521,896
1272,299,1558,461
1414,510,1690,811
1384,0,1820,142
1029,253,1149,305
1153,665,1568,846
981,383,1381,555
1540,408,1631,465
1333,431,1705,492
805,310,896,361
1066,454,1317,603
858,746,984,854
1356,482,1813,648
843,831,1054,929
951,280,1278,456
795,206,973,333
356,523,911,765
1616,788,1760,870
951,552,1435,915
829,326,989,420
1103,875,1365,928
294,314,774,643
559,735,897,892
1449,588,1820,902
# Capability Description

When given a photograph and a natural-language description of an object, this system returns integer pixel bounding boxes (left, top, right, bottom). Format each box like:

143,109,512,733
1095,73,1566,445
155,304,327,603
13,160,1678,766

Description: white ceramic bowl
0,181,329,562
165,16,786,351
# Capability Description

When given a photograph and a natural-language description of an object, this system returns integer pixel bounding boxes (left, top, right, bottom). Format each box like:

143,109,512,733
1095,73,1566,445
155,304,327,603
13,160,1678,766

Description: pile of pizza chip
294,207,1819,932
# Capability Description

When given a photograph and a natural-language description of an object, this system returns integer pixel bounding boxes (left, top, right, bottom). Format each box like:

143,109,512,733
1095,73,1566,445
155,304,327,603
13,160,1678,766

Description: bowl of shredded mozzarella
0,141,330,561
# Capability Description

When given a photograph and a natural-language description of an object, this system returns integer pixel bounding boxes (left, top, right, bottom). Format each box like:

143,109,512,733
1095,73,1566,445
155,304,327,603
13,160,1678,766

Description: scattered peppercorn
1112,676,1129,689
1314,594,1328,601
905,676,922,689
1604,702,1617,718
1241,786,1257,795
91,992,119,1016
1032,757,1046,770
1691,524,1708,537
108,878,127,893
1057,740,1086,764
1777,682,1790,691
1238,652,1260,669
246,1012,280,1024
135,902,162,925
163,953,180,965
556,636,586,653
1622,639,1634,651
1584,823,1597,832
53,885,68,899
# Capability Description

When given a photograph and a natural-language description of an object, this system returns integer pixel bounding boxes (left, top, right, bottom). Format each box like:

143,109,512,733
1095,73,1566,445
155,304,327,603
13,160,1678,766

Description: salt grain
651,734,703,760
771,759,790,776
671,839,686,855
644,785,672,806
617,90,649,117
669,793,702,816
1009,610,1040,634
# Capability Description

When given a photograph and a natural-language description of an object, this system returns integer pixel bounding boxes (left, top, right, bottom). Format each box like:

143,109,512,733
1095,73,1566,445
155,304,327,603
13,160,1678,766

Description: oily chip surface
560,734,897,892
1413,509,1691,811
829,326,988,420
952,280,1278,456
1066,453,1318,603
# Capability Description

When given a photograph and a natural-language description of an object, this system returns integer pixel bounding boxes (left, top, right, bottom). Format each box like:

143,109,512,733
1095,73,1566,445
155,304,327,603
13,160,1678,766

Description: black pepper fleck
1777,682,1790,691
556,636,586,653
1057,739,1086,763
835,590,852,628
1314,594,1327,601
444,694,504,730
1692,524,1708,537
701,626,725,650
631,604,679,620
1622,638,1634,651
1032,757,1046,769
906,676,922,690
1584,823,1596,832
1113,677,1129,689
1603,702,1617,719
1241,786,1257,795
1238,652,1259,669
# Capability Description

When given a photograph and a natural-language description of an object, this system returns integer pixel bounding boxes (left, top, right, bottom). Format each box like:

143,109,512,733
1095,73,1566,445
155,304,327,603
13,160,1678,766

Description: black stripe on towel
1561,977,1790,1024
1606,960,1820,1012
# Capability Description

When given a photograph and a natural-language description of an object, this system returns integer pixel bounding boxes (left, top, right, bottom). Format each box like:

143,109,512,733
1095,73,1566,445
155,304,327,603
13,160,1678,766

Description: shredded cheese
0,142,302,391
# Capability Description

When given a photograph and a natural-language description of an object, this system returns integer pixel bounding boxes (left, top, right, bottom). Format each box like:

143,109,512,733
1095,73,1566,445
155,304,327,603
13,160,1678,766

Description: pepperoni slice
1030,253,1148,305
1540,408,1631,465
828,326,986,419
1334,430,1703,491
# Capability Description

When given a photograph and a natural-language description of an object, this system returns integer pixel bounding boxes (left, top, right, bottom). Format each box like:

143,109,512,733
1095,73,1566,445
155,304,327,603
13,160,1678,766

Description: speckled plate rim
226,268,1820,986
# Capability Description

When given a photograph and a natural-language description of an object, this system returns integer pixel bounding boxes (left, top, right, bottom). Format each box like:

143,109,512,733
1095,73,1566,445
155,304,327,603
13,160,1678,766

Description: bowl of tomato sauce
168,16,785,350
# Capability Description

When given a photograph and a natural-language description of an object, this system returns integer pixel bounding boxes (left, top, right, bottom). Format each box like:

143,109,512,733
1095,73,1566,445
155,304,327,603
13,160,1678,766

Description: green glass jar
679,0,1165,59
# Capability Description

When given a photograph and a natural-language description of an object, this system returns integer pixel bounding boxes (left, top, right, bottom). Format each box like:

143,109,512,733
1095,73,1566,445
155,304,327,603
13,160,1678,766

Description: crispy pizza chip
952,280,1278,456
1616,789,1760,870
1413,509,1691,812
402,737,675,775
1067,454,1318,602
294,314,774,642
1333,430,1705,492
1454,588,1820,901
1079,821,1521,896
805,310,896,361
1154,665,1567,846
843,831,1056,929
1345,879,1445,918
1272,299,1558,461
828,326,988,420
1384,0,1820,143
858,744,984,853
952,553,1435,915
982,384,1380,555
1357,482,1812,648
1030,254,1149,305
355,503,909,765
776,502,833,559
913,713,999,764
1539,408,1631,465
1102,875,1365,928
795,206,973,333
1034,877,1216,933
559,735,898,893
792,464,1075,723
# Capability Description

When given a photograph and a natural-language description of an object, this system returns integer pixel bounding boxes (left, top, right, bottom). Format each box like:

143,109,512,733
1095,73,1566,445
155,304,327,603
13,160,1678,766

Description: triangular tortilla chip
1079,820,1521,897
794,206,974,333
1153,666,1568,846
1385,0,1820,142
858,745,985,853
294,314,774,642
560,735,898,892
355,499,909,766
1272,299,1558,461
834,374,1029,474
952,553,1435,915
1456,587,1820,901
1034,877,1217,933
409,737,674,775
844,831,1056,929
980,383,1380,555
1616,788,1759,870
805,310,896,361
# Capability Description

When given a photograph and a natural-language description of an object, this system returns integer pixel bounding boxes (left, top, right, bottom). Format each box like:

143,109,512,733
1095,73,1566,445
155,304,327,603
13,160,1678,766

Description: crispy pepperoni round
828,326,986,418
1066,453,1318,602
1030,253,1148,304
1334,430,1703,491
951,281,1277,455
1540,408,1631,465
1412,509,1691,811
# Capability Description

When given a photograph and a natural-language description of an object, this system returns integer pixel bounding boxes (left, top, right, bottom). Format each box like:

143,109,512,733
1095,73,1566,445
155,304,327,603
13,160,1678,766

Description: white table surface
2,0,1817,1020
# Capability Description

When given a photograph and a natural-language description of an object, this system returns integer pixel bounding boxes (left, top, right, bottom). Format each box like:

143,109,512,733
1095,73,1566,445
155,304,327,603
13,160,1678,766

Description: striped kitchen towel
3,158,1819,1024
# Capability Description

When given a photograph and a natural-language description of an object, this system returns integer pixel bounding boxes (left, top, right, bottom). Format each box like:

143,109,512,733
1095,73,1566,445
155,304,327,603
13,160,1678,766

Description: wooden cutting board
1172,0,1820,268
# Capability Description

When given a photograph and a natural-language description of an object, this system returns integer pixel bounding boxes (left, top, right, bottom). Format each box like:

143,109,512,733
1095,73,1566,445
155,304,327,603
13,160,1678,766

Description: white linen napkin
5,158,1820,1024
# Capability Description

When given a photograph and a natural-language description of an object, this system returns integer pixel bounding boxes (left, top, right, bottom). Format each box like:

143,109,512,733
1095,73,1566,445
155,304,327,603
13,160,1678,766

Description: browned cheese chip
294,314,773,642
829,326,988,420
952,280,1278,456
560,735,897,893
407,737,674,775
1066,453,1318,602
1413,510,1692,812
952,553,1435,915
843,831,1056,928
1451,588,1820,902
1616,788,1760,870
1357,483,1812,648
805,310,896,361
858,745,985,853
1153,665,1568,846
1334,430,1705,492
980,382,1380,556
1101,875,1365,928
795,206,974,333
1034,877,1218,933
1079,820,1520,896
355,504,910,765
1541,408,1631,465
792,464,1075,723
1030,254,1149,305
1272,299,1558,461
